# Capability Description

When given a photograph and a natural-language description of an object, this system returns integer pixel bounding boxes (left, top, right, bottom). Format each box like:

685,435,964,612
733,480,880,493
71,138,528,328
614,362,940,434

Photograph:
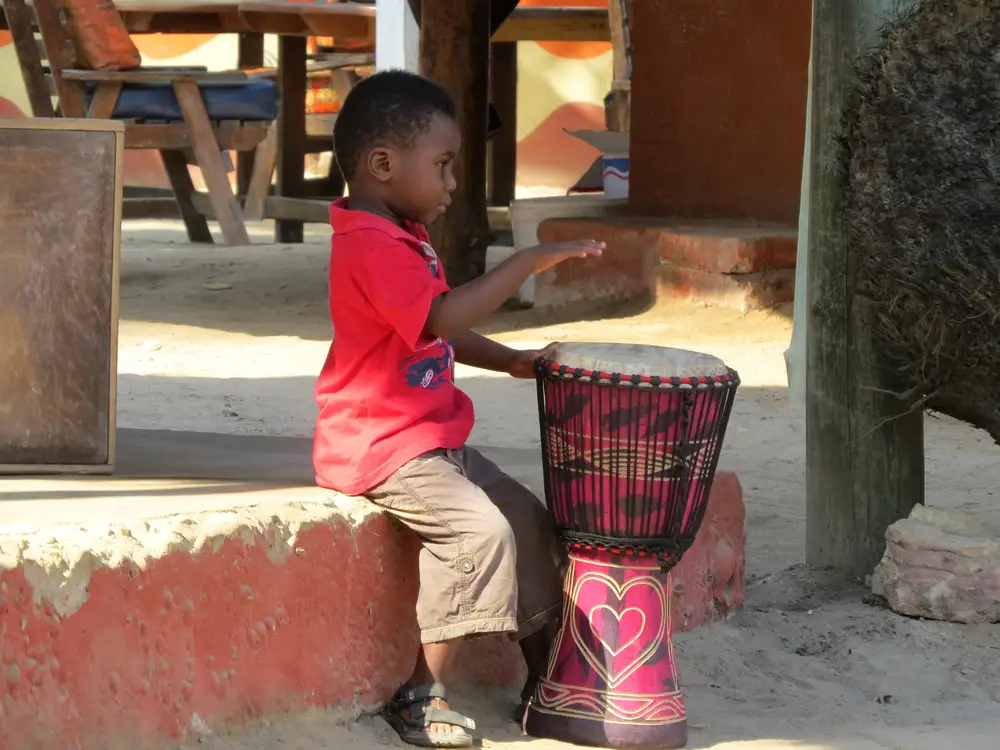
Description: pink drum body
524,549,686,749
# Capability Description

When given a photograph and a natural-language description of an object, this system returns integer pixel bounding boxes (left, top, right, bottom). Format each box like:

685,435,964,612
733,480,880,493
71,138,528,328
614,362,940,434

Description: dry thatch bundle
846,0,1000,439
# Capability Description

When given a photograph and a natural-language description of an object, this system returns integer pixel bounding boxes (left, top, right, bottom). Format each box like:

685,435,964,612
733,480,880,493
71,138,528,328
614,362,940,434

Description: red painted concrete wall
0,474,743,749
628,0,811,223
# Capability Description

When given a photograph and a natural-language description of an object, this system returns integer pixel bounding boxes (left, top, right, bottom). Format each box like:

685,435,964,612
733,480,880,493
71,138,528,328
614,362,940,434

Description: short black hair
333,69,457,181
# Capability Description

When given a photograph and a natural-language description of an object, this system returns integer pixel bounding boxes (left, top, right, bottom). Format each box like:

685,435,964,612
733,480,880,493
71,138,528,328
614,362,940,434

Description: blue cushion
85,80,278,122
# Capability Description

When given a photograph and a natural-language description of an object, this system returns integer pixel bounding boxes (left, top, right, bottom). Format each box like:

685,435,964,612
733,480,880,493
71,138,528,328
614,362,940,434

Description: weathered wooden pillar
488,41,517,207
805,0,924,575
419,1,492,283
236,32,265,198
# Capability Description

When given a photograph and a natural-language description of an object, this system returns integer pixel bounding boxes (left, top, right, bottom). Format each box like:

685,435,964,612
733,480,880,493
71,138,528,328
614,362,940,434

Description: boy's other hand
524,240,605,274
506,342,561,379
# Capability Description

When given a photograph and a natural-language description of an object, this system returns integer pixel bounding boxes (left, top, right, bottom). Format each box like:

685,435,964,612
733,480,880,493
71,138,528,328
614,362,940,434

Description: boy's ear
367,147,393,183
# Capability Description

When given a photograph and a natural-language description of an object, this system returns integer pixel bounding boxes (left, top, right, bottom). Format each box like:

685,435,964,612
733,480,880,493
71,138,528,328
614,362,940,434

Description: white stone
872,505,1000,624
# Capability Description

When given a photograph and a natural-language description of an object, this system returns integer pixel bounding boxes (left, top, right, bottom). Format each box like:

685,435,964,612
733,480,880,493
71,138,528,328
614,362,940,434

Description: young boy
313,70,603,749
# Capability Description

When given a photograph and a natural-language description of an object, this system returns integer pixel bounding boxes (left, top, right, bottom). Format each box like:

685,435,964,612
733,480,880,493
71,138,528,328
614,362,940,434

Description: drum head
544,342,729,378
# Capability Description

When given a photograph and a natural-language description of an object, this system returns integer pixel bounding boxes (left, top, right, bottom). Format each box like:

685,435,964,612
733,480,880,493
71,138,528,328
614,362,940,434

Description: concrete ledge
536,216,797,311
0,430,745,748
533,217,659,311
659,265,796,311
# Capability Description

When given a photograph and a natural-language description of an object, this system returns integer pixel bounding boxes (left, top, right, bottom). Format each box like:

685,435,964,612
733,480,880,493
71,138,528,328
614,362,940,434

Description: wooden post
488,41,517,207
276,35,307,244
376,0,419,71
805,0,924,575
419,0,492,283
237,32,265,199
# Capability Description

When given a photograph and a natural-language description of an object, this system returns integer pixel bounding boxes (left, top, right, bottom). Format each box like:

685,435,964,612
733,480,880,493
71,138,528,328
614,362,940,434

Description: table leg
237,32,265,199
488,40,517,207
276,34,307,244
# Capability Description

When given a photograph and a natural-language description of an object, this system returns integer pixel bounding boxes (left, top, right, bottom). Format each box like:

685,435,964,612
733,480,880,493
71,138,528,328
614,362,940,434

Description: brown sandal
385,683,475,749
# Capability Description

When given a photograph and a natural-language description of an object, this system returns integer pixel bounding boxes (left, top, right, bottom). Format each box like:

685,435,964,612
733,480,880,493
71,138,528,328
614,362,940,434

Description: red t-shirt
312,199,475,494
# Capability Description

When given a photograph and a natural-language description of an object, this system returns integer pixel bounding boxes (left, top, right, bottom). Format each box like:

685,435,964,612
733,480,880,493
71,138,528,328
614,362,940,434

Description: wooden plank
276,34,307,243
243,124,277,220
420,0,492,283
805,0,924,574
1,0,55,117
494,7,608,43
608,0,631,81
31,0,87,116
125,122,268,151
488,40,517,207
263,195,329,223
173,80,250,245
86,81,122,119
122,196,181,219
161,149,214,242
61,68,249,82
0,118,123,473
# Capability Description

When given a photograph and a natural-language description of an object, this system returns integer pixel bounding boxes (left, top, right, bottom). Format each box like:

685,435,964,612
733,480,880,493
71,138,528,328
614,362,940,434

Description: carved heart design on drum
590,604,646,657
571,572,667,688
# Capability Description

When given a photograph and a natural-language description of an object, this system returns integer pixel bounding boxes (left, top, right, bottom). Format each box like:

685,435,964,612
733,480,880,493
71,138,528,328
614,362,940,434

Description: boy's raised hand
425,241,603,340
524,240,605,274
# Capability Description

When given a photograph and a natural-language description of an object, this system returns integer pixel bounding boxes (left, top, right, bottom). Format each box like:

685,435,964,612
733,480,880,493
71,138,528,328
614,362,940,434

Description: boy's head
334,70,460,225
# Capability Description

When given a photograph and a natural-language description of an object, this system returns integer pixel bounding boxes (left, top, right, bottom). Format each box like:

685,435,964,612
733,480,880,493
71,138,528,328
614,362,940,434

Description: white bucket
602,155,630,198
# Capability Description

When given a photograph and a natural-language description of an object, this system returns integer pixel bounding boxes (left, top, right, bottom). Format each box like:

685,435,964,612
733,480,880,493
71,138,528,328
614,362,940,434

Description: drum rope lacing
535,358,741,391
533,355,740,573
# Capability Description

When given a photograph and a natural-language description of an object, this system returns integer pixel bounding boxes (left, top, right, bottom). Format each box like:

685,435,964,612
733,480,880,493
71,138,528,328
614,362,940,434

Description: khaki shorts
366,446,565,644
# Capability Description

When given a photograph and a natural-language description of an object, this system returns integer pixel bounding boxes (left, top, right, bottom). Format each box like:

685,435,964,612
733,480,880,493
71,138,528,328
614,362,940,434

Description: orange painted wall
629,0,811,223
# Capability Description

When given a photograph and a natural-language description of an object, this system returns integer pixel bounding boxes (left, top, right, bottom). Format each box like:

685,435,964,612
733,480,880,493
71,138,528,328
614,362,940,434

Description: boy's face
383,113,461,226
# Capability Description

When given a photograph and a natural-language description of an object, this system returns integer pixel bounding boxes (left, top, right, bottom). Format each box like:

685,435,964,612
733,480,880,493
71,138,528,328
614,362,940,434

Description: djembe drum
524,343,740,749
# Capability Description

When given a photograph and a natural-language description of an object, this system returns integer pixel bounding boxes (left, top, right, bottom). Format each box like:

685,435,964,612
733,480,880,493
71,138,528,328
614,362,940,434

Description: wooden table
116,1,609,42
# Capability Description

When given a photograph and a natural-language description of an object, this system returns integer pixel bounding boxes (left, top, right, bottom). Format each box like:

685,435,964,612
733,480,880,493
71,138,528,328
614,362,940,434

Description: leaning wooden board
0,118,124,474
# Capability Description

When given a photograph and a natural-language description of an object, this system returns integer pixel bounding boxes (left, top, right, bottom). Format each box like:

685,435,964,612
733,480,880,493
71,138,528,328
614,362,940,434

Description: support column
419,1,492,283
237,32,265,199
376,0,419,72
488,41,517,207
805,0,924,575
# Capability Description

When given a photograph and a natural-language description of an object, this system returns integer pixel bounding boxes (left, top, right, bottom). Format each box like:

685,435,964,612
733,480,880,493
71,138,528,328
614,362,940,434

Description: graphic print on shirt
400,339,454,390
397,239,452,390
419,241,441,280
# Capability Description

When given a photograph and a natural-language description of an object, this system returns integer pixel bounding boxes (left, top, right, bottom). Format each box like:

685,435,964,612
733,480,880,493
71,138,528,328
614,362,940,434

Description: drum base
524,549,687,749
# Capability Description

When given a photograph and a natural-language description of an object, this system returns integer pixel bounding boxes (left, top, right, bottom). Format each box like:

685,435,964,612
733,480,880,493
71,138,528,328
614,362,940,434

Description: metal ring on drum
524,342,740,750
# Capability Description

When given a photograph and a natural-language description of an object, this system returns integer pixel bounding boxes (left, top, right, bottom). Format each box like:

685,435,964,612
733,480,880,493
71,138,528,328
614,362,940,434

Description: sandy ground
114,221,1000,750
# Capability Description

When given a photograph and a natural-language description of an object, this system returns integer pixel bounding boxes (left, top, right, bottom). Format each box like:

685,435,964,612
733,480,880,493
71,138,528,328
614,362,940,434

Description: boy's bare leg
406,638,465,735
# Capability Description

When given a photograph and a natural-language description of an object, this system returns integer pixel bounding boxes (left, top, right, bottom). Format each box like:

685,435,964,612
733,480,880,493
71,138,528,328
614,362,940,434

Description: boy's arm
452,331,519,373
424,240,603,340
